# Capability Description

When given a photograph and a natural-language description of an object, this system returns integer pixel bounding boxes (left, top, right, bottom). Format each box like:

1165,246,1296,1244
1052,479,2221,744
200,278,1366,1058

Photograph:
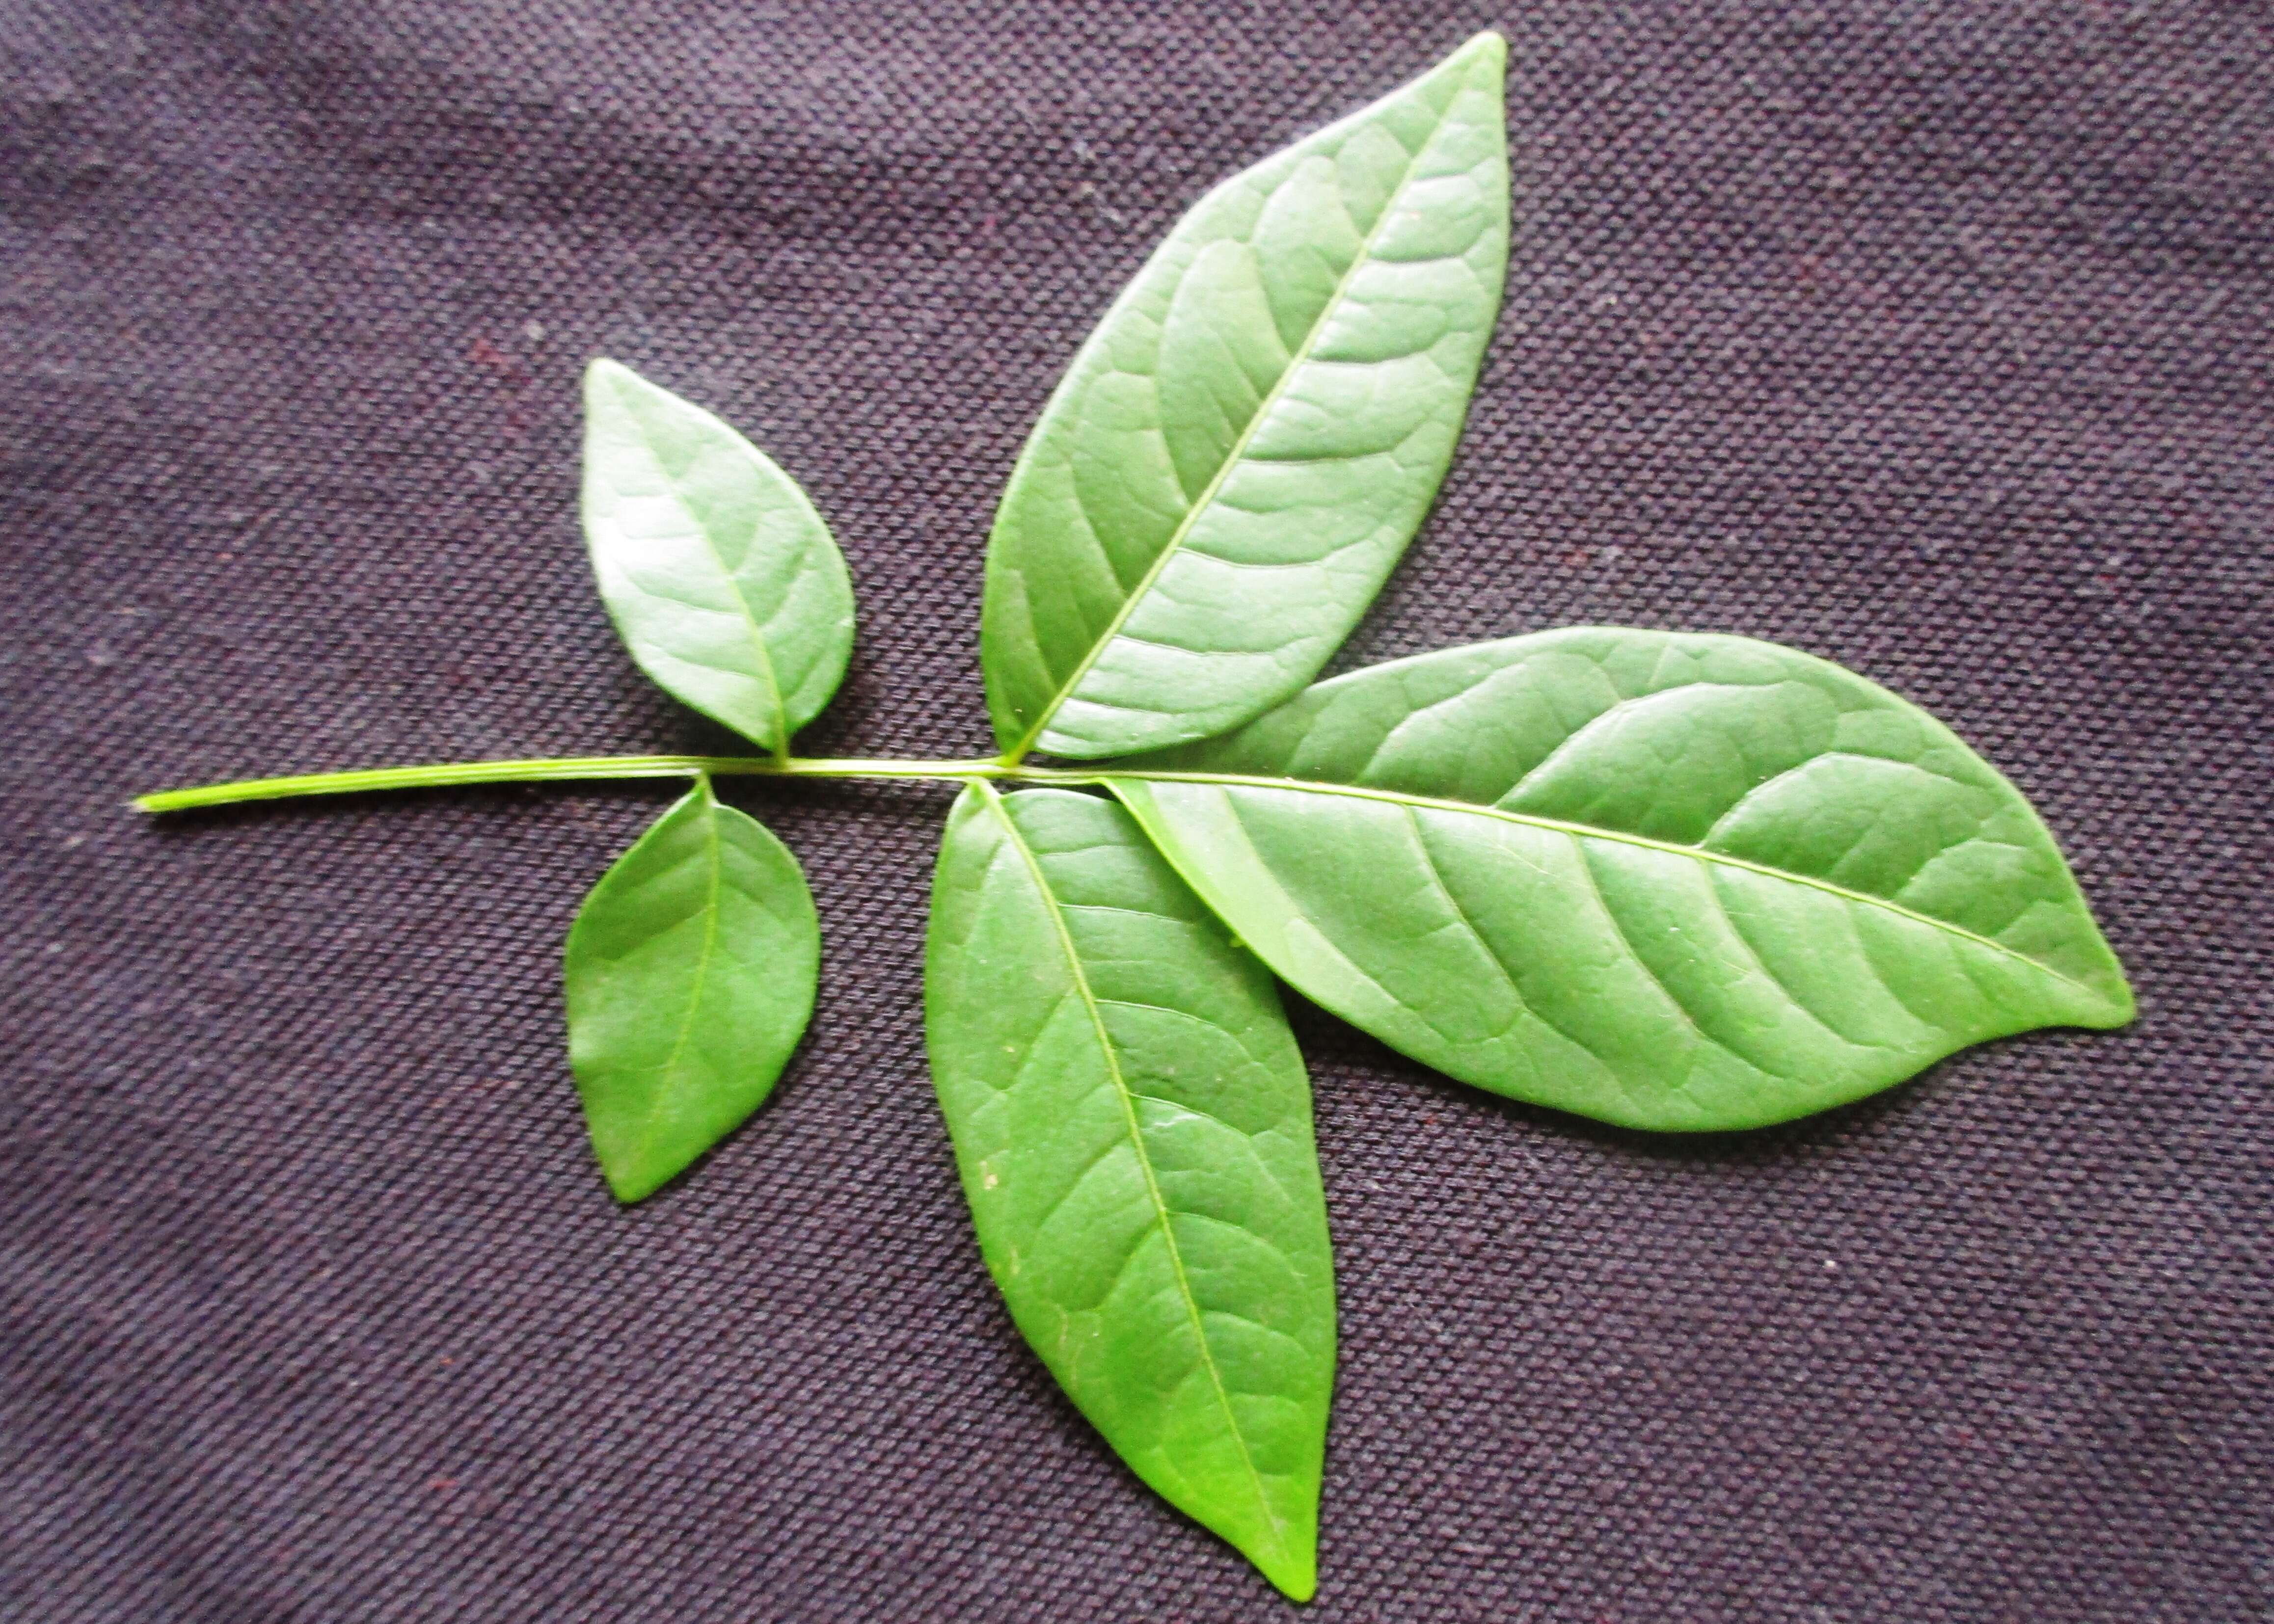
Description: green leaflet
582,358,856,756
924,784,1334,1600
981,32,1510,762
565,778,819,1201
1110,629,2134,1131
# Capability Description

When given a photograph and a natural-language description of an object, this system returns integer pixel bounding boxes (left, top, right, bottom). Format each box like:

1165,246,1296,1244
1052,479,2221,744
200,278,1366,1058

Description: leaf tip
597,1154,670,1205
1254,1543,1319,1604
1452,28,1507,75
2087,968,2139,1030
583,354,643,408
1239,1506,1320,1604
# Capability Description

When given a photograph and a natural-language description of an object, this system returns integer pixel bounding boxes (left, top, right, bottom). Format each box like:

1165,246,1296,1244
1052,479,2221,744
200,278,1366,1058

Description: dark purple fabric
4,3,2269,1618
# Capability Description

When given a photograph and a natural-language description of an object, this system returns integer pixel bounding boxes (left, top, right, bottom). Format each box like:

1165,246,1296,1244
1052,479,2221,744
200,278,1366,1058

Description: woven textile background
4,2,2269,1619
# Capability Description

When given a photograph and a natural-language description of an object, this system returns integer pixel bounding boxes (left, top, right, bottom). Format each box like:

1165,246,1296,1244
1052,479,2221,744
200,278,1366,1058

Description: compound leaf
982,32,1510,761
565,778,819,1201
582,357,855,755
1111,629,2133,1131
925,784,1334,1599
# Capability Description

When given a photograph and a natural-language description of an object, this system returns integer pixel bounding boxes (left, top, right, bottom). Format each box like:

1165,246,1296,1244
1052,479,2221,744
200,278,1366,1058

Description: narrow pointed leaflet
1111,629,2134,1131
982,32,1510,761
925,785,1334,1599
565,778,820,1201
582,358,856,757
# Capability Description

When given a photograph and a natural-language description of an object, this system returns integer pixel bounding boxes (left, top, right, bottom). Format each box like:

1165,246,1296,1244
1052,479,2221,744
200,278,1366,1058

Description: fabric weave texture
3,2,2269,1619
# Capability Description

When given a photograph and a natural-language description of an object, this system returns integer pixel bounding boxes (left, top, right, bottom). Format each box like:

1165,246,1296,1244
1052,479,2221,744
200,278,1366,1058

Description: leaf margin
563,773,821,1202
1102,626,2134,1131
922,779,1335,1599
980,29,1512,765
581,355,857,757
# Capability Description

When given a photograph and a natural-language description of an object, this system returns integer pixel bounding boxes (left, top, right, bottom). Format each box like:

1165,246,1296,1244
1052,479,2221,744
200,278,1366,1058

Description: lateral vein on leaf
1385,801,1579,1061
1695,862,1890,1053
1567,830,1792,1087
974,782,1288,1561
1003,70,1478,764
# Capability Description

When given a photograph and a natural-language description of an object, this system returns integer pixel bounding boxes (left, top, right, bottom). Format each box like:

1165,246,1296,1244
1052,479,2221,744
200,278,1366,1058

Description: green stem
132,754,1103,814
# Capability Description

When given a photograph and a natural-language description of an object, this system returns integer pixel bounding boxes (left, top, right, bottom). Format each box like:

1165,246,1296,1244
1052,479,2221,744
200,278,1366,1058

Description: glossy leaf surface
925,785,1334,1598
982,33,1510,761
565,779,819,1201
582,357,855,756
1112,629,2134,1131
